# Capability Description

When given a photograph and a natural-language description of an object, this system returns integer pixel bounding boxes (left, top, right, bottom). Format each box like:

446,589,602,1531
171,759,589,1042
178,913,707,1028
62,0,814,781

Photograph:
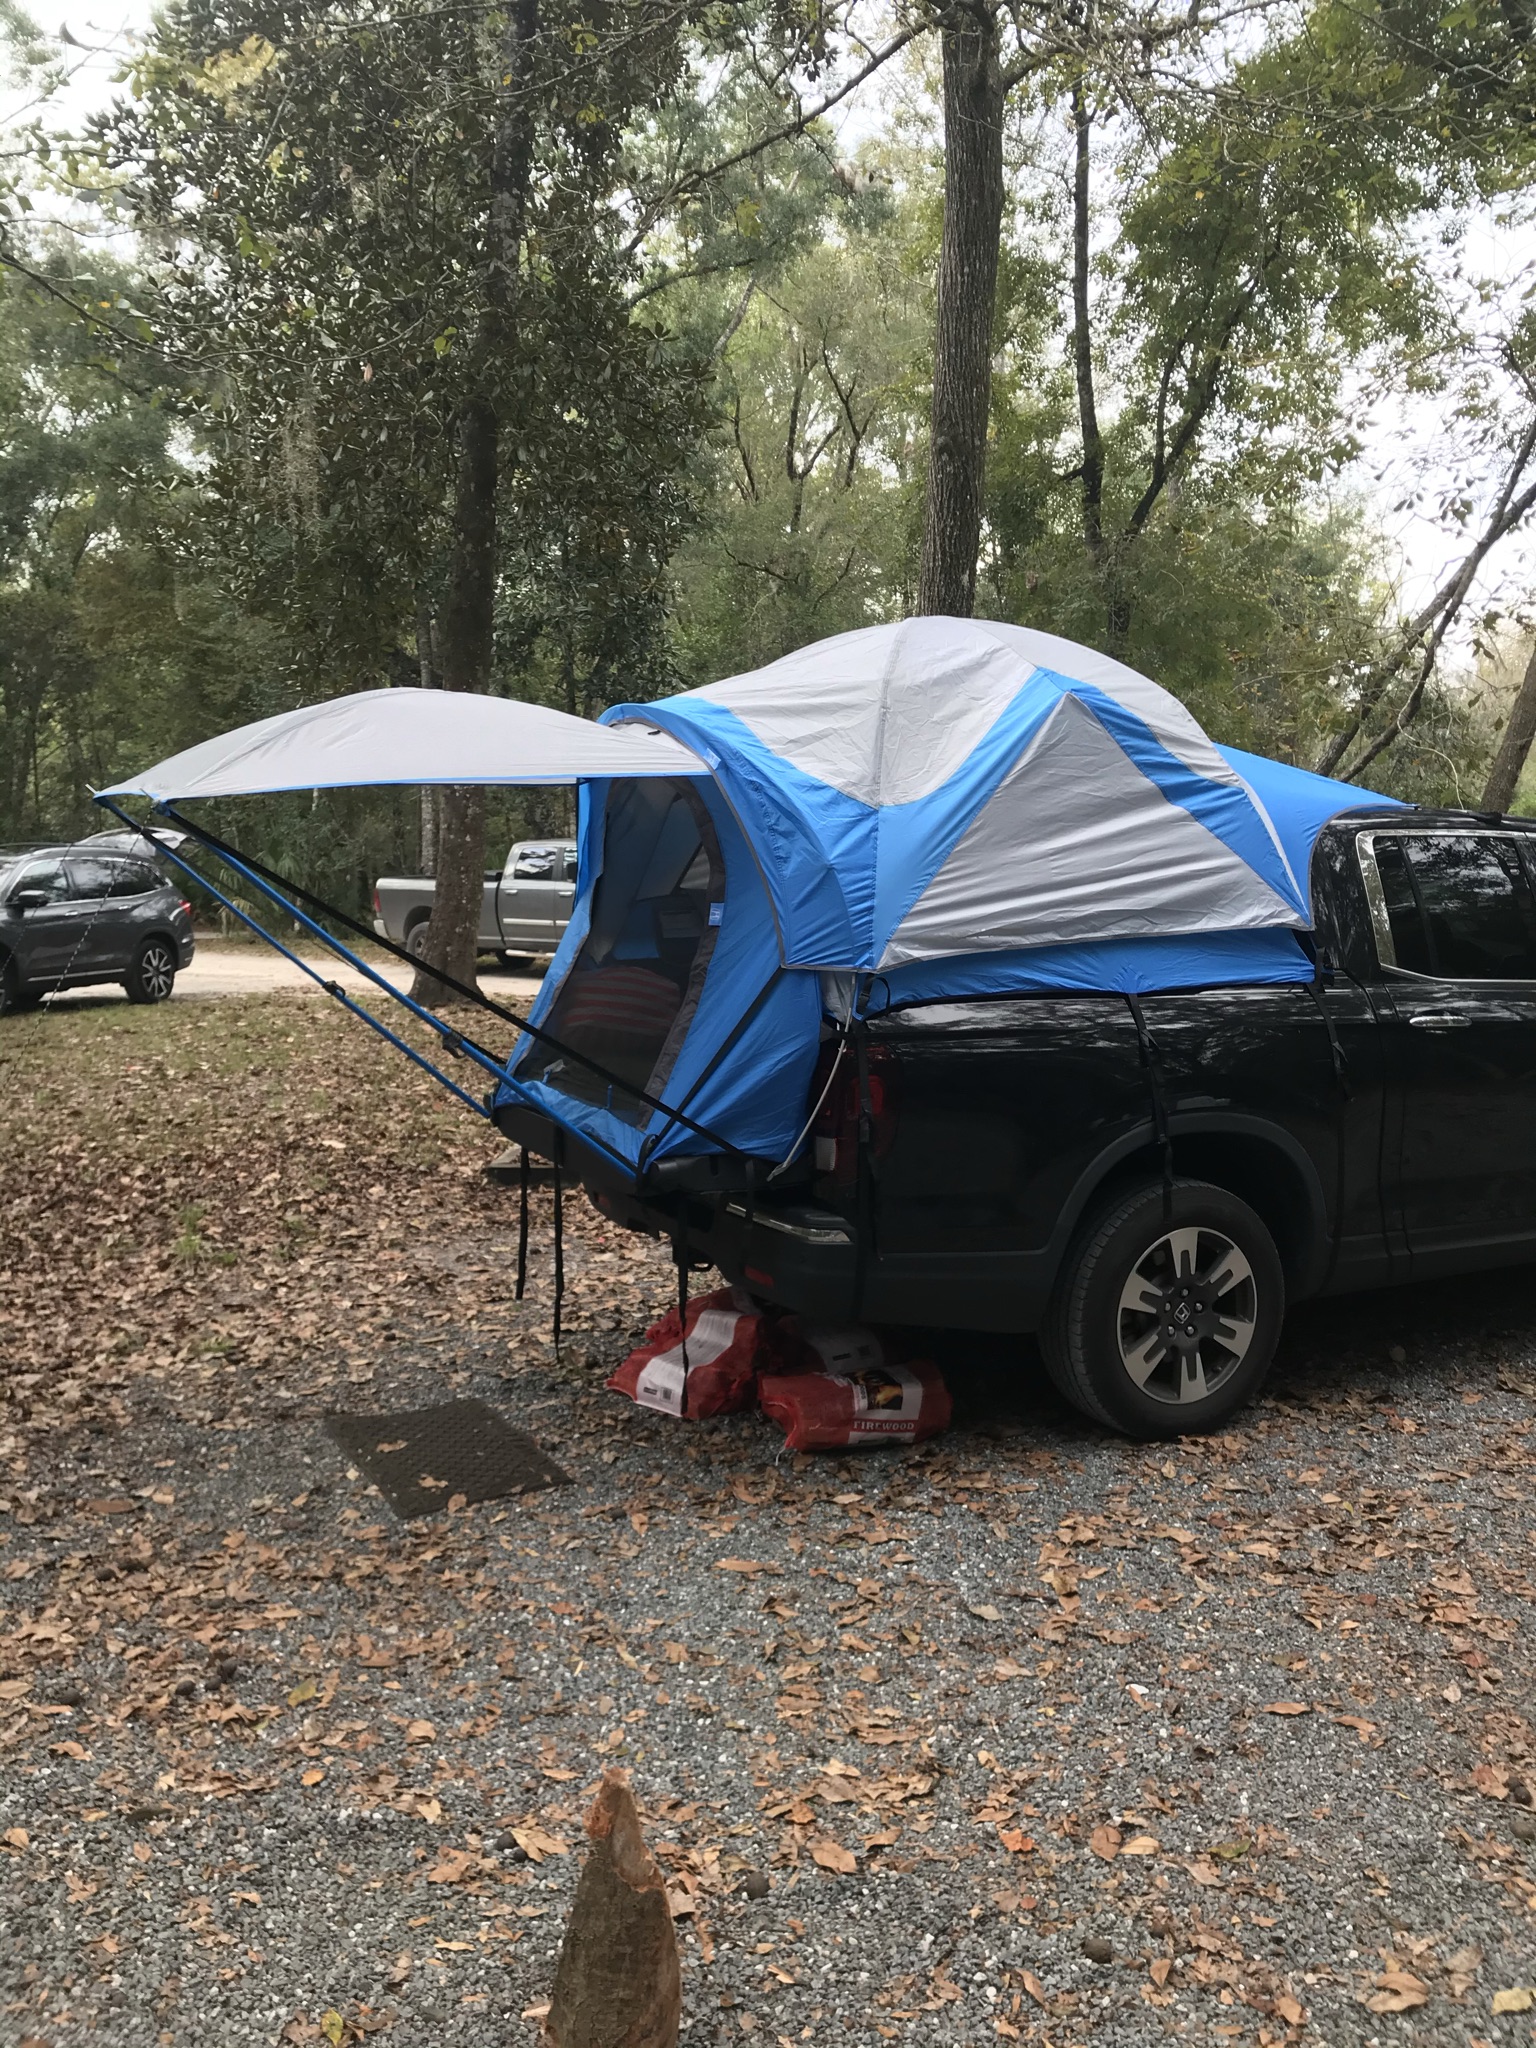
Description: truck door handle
1406,1011,1471,1030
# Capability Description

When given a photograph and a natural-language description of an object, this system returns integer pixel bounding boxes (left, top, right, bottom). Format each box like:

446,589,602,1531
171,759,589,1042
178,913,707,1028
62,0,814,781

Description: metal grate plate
324,1397,571,1519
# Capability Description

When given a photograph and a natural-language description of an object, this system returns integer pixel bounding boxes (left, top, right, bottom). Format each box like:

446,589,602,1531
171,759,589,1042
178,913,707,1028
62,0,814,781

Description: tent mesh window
517,777,723,1123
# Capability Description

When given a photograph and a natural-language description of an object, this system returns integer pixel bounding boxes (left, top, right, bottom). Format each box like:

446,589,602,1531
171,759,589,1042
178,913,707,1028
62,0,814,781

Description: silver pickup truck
373,840,578,963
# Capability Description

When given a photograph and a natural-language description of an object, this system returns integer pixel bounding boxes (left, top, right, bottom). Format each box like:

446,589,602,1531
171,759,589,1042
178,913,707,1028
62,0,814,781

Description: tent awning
97,688,706,803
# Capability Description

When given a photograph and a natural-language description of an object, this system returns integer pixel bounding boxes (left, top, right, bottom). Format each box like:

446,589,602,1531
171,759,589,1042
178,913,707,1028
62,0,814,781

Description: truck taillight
809,1038,897,1189
178,900,192,918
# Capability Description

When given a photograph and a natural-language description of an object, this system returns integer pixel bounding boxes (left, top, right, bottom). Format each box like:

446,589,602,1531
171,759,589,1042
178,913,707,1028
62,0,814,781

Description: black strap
675,1244,691,1418
515,1145,530,1302
1126,995,1174,1224
1307,980,1353,1099
552,1143,564,1355
851,1025,876,1319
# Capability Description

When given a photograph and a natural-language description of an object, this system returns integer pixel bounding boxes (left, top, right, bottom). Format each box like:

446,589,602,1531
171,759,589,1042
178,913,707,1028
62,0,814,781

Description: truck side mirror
11,889,49,911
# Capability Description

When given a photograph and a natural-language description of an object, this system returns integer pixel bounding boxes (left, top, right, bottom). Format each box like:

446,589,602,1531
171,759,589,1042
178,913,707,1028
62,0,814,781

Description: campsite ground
2,985,1535,2048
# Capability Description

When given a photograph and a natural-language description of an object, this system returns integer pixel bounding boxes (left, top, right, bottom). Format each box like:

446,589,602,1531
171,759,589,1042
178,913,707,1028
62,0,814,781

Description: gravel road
34,937,548,1009
2,995,1535,2048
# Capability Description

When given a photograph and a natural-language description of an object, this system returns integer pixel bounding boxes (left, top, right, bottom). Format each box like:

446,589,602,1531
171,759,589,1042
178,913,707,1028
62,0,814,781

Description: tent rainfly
97,617,1403,1179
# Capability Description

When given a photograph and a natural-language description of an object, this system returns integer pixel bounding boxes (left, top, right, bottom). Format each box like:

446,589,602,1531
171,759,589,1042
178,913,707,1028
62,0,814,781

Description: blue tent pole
92,796,495,1116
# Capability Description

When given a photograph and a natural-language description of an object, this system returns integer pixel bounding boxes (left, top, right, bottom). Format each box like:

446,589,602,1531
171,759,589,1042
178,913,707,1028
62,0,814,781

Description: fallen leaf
1089,1824,1122,1861
1019,1970,1048,2008
1209,1838,1250,1861
1472,1764,1509,1799
1367,1970,1428,2013
1263,1701,1311,1717
1121,1834,1160,1856
1150,1957,1172,1987
511,1826,569,1863
1333,1715,1378,1742
287,1677,318,1707
997,1828,1035,1856
1274,1992,1305,2024
3,1828,28,1850
321,2015,344,2047
809,1838,858,1875
1492,1987,1535,2015
968,1604,1003,1623
521,2005,552,2022
300,1768,325,1788
716,1559,778,1575
405,1719,435,1742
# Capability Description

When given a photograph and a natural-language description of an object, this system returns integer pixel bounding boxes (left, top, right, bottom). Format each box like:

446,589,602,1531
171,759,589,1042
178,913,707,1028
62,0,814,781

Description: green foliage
669,155,933,683
3,0,1528,871
0,253,281,844
94,0,713,696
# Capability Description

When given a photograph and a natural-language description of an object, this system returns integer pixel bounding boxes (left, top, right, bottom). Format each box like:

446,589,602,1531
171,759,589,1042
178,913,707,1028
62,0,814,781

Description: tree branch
1069,72,1103,553
620,21,926,257
1317,413,1536,776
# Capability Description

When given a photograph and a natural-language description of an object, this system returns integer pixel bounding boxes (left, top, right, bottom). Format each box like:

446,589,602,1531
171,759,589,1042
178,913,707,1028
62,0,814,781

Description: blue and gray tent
100,617,1402,1179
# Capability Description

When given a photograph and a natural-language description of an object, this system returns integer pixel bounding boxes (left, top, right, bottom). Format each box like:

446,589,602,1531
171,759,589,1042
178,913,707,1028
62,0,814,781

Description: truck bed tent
97,617,1403,1182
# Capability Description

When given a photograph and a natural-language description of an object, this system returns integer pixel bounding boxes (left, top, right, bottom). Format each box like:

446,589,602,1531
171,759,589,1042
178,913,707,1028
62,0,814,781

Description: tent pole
146,802,751,1158
93,797,493,1116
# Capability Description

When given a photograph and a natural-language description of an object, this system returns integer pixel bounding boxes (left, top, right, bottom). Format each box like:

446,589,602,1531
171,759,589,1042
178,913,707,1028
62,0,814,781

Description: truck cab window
1375,833,1536,980
1371,837,1432,974
517,780,721,1121
513,847,558,880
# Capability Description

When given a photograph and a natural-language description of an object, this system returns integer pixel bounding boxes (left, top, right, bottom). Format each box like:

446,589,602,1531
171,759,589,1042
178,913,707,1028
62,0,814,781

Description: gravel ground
3,994,1535,2048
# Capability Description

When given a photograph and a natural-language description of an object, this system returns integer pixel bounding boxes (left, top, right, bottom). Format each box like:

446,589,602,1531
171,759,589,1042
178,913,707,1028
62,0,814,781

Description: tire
124,937,177,1005
0,955,22,1017
405,918,431,962
1041,1177,1283,1439
495,949,531,971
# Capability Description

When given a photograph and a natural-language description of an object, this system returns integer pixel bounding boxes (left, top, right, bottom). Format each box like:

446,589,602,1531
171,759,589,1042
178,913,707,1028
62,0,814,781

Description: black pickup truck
500,808,1536,1439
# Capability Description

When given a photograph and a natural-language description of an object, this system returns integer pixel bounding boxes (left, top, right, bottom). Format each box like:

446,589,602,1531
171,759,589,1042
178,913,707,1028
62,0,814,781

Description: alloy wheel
140,943,175,1000
1115,1223,1257,1407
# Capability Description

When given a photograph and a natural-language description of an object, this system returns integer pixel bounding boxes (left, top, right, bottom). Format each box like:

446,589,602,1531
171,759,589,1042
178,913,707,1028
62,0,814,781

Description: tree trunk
1482,636,1536,814
417,596,439,875
1070,80,1102,557
546,1769,681,2048
915,3,1005,619
409,399,497,1009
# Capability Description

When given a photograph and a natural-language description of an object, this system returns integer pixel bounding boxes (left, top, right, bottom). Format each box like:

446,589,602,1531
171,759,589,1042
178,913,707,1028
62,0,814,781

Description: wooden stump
544,1768,681,2048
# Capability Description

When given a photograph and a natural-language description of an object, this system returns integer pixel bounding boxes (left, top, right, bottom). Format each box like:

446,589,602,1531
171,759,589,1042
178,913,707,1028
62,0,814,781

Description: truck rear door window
1375,833,1536,980
517,779,722,1120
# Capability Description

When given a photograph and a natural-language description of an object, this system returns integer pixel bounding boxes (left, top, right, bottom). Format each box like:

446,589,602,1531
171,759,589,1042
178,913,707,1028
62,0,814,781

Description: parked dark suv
0,841,195,1014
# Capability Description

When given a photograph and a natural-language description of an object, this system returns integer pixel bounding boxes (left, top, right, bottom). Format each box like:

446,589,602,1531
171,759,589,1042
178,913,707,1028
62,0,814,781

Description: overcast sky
9,0,1534,657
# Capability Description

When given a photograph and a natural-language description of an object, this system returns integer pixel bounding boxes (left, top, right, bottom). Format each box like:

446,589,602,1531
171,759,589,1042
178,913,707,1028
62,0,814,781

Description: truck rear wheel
1041,1178,1283,1439
405,916,430,961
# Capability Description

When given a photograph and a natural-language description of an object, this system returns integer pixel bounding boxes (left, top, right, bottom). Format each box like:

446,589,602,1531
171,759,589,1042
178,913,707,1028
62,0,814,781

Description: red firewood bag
758,1323,951,1451
607,1286,766,1420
